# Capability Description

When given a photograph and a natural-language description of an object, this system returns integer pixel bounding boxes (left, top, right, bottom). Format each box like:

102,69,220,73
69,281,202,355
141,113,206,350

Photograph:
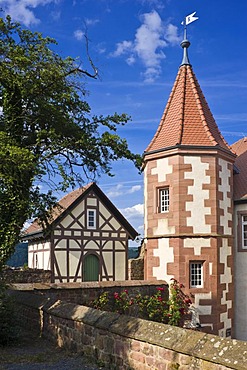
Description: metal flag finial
180,11,199,66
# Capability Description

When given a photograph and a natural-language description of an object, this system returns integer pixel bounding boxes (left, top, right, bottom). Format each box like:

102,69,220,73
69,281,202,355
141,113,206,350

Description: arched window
83,253,99,282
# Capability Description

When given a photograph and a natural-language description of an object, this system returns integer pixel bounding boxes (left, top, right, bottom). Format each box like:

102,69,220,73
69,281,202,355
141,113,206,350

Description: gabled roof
23,182,138,240
145,64,232,154
231,137,247,201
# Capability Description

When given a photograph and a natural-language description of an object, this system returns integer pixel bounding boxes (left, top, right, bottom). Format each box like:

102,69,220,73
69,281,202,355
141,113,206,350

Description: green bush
0,282,20,346
91,279,192,327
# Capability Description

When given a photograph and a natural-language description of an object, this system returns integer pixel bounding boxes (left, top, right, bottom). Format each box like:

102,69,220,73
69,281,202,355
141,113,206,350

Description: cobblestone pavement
0,329,106,370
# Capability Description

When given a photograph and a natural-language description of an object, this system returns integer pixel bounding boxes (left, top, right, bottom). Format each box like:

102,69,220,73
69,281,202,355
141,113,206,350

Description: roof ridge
178,66,187,145
189,68,232,150
188,68,218,146
145,68,182,152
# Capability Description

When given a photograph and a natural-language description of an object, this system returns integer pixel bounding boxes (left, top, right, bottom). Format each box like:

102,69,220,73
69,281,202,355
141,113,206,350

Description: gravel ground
0,329,106,370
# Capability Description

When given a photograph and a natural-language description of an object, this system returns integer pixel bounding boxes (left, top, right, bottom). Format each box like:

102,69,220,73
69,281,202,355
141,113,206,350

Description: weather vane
180,12,199,65
181,11,199,40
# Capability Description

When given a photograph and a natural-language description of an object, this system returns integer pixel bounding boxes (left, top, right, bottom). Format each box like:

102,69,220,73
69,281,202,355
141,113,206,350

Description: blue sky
1,0,247,242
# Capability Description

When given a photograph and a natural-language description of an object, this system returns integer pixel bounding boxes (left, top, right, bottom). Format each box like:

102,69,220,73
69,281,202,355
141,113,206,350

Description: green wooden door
83,254,99,281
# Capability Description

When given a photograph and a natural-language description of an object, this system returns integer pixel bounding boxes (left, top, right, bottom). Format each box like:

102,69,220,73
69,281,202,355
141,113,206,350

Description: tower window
159,188,169,213
87,209,96,229
190,262,203,288
242,215,247,249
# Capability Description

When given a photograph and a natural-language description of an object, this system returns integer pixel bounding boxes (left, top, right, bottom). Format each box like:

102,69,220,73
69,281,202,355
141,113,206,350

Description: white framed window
242,215,247,249
190,262,203,288
159,188,169,213
87,209,96,229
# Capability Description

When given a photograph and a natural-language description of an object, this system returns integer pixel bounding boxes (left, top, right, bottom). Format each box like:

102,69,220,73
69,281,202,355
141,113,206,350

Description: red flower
124,289,128,294
156,287,164,291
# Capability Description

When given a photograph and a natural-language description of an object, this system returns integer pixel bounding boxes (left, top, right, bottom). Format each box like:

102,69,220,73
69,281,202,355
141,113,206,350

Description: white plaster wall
72,201,85,218
28,241,50,269
54,239,66,249
60,214,75,228
144,166,148,236
154,218,175,236
184,238,210,256
85,240,99,250
184,157,211,233
218,158,232,235
234,203,247,341
115,241,126,250
54,250,66,276
87,198,97,206
153,238,174,281
69,250,81,277
219,238,232,334
151,157,173,182
194,292,213,331
115,252,126,280
108,218,121,230
99,203,111,220
43,250,50,270
103,251,113,277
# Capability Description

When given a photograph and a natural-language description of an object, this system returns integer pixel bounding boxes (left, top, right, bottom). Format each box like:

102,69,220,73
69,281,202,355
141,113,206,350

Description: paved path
0,329,106,370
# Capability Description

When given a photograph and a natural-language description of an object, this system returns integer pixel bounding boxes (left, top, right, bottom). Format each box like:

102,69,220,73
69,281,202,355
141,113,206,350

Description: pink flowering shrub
91,279,192,327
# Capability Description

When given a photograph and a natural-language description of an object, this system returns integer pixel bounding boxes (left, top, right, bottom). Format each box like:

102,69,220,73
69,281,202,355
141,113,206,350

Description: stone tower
143,37,236,337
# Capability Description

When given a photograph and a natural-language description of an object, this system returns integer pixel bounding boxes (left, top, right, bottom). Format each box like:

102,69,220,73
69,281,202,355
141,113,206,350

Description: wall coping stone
45,300,247,370
9,280,168,291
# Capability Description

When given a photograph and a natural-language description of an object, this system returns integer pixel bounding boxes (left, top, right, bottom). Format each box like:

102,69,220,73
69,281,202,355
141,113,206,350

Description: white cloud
165,23,180,45
85,18,99,26
111,10,180,82
74,29,84,41
1,0,57,26
120,204,144,219
106,183,141,198
111,40,133,57
129,185,141,193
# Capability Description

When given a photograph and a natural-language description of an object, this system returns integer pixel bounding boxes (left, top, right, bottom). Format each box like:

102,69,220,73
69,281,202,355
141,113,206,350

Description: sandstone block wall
9,286,247,370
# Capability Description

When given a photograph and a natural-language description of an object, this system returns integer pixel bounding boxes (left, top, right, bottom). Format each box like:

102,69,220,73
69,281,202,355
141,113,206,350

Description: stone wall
9,285,247,370
8,280,168,306
128,257,144,280
1,267,51,284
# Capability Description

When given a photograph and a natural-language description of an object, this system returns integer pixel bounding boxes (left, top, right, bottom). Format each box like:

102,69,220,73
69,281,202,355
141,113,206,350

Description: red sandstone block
130,351,146,363
131,340,141,352
158,347,176,362
145,356,157,367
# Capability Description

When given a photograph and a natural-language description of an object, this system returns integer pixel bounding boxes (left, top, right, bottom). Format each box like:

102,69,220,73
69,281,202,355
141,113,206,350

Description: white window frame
190,262,203,288
87,209,96,229
242,215,247,249
159,188,169,213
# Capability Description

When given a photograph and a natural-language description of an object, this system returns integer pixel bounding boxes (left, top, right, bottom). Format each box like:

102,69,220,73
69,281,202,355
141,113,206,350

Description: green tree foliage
0,15,142,268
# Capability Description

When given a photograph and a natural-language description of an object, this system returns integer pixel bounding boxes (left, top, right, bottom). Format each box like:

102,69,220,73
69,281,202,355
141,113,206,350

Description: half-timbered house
23,182,138,283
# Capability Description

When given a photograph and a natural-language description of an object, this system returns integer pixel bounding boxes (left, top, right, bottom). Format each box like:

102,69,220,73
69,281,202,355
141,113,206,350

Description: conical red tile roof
145,64,232,153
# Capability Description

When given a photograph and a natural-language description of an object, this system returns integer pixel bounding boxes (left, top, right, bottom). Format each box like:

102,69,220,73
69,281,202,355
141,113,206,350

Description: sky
1,0,247,244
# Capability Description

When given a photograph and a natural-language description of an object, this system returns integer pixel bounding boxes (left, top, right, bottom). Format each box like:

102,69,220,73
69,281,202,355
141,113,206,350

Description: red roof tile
23,182,138,240
145,65,232,153
24,184,92,235
231,138,247,200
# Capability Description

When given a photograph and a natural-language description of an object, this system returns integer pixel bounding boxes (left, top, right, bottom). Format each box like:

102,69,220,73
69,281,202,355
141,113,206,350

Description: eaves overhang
143,144,236,162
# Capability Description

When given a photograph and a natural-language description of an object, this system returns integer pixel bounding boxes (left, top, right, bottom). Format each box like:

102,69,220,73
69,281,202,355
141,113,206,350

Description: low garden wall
1,267,51,283
8,280,168,306
8,283,247,370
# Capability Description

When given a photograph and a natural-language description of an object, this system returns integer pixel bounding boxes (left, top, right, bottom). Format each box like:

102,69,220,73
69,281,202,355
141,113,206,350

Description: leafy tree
0,15,142,269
